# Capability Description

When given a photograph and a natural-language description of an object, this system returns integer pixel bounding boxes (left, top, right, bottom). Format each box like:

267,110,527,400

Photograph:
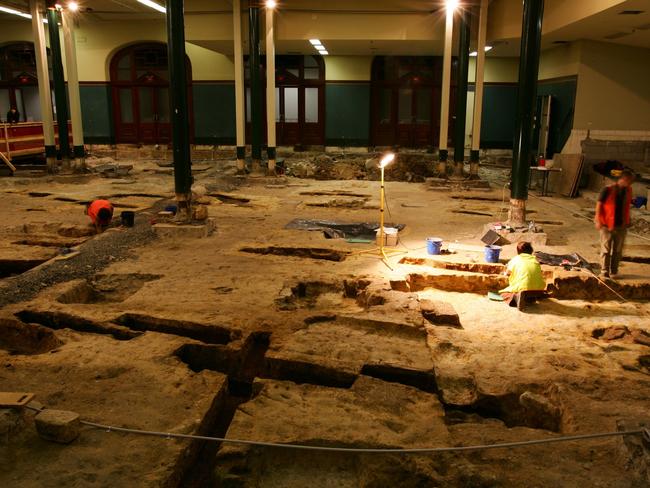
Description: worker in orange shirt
85,199,114,234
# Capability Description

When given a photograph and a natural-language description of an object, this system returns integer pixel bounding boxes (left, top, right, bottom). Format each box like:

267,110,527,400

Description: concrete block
35,409,80,444
153,218,216,239
419,299,462,328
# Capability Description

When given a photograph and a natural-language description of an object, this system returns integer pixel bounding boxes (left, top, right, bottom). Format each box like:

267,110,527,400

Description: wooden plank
558,154,583,197
0,151,16,172
0,392,34,407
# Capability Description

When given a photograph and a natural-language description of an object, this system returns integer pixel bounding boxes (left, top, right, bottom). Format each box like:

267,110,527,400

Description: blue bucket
484,245,502,263
426,237,443,255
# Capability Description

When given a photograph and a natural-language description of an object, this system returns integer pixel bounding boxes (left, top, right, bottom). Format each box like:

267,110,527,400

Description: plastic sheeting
285,219,405,240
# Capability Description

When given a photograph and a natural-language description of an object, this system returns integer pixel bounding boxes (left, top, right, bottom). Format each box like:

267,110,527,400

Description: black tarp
285,219,405,240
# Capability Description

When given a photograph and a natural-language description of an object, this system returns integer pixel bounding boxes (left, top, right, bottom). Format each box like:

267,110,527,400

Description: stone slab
420,299,462,328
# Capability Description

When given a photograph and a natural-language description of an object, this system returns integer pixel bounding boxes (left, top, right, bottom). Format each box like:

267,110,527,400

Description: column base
250,159,264,175
45,146,57,174
508,198,526,227
175,192,193,222
469,150,480,179
437,149,448,177
450,161,464,180
236,146,246,171
267,146,276,175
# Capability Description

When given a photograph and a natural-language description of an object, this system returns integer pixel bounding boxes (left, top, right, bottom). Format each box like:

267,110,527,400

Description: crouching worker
86,199,114,234
499,242,546,310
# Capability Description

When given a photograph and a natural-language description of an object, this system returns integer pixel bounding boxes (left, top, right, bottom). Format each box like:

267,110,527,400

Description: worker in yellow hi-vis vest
499,242,546,311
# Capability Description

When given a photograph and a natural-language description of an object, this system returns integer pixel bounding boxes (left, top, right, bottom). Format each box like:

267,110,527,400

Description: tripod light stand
354,152,406,269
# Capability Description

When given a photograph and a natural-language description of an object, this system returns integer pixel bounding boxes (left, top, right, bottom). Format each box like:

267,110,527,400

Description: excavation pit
56,274,162,304
0,318,63,354
0,258,49,278
240,246,348,262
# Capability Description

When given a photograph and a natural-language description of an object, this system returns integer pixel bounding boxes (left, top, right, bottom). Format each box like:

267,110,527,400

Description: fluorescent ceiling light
470,45,493,56
318,50,328,55
309,39,321,46
313,44,324,50
0,6,32,19
137,0,166,14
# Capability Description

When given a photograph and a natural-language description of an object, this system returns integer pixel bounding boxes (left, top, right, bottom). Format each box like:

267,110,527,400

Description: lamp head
68,2,79,11
379,153,395,169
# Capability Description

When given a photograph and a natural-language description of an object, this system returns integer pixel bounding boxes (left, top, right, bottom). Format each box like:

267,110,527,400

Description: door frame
109,42,193,145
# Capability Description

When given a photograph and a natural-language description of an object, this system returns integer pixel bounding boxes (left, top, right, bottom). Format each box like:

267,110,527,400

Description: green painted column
46,6,70,163
452,8,471,178
510,0,544,225
166,0,193,211
248,4,263,171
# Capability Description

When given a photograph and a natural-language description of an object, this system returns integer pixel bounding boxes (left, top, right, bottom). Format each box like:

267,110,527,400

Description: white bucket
376,227,398,247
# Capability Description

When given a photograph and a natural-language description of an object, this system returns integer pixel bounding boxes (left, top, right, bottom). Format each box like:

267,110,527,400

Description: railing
0,121,72,162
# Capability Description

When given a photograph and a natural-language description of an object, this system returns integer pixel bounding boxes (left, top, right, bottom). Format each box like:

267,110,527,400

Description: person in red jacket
86,199,114,234
595,170,635,278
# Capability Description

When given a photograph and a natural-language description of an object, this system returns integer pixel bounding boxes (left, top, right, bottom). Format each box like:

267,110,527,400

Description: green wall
537,77,577,157
79,84,113,144
478,84,518,149
325,83,370,146
192,83,236,144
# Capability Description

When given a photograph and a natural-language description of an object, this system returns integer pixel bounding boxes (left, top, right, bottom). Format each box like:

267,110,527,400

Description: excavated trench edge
240,246,348,262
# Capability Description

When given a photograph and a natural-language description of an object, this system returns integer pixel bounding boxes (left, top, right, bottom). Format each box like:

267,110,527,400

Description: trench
14,310,141,341
114,313,238,345
177,332,270,487
210,193,251,205
0,258,50,278
0,318,62,354
240,246,348,262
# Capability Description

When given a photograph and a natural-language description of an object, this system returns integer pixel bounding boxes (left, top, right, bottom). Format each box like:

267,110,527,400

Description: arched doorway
0,42,52,123
110,43,192,144
370,56,454,148
246,54,325,146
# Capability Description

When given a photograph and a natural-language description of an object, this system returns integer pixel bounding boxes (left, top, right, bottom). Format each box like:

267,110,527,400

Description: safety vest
599,184,631,231
87,199,113,225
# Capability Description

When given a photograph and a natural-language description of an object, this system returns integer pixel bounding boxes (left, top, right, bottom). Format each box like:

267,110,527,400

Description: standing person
85,199,114,234
595,170,635,278
499,242,546,311
6,107,20,124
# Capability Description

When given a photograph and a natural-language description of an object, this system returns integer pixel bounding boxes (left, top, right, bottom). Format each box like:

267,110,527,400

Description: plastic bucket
121,211,135,227
484,245,502,263
426,237,443,255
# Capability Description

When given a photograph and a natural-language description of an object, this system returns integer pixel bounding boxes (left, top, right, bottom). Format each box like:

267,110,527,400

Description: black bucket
121,211,135,227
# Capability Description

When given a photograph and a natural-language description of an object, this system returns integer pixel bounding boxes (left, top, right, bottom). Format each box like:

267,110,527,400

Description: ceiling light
137,0,166,14
469,51,477,57
484,45,493,52
266,0,277,8
318,50,329,55
313,44,324,50
309,39,321,46
68,1,79,11
0,6,32,19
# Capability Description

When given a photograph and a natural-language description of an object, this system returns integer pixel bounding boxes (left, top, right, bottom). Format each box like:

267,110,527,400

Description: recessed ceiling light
309,39,321,46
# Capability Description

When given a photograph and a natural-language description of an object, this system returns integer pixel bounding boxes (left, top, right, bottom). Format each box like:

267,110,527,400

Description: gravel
0,214,157,308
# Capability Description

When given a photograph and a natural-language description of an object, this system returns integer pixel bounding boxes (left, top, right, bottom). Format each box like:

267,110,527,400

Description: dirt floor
1,155,649,487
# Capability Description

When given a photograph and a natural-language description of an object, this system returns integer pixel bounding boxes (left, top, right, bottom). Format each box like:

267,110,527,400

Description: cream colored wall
574,40,650,131
468,57,519,83
0,19,234,82
324,56,372,81
538,43,581,80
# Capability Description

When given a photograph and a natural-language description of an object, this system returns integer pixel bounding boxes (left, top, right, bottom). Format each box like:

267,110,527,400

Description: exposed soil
0,159,649,487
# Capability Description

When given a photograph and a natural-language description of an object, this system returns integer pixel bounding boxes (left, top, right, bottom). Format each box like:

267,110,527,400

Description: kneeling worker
86,199,114,234
500,242,546,310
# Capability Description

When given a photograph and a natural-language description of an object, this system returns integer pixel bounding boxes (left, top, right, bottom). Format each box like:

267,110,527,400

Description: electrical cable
72,419,649,454
24,366,648,455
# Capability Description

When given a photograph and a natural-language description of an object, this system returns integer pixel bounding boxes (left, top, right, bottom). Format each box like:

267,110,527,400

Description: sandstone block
35,409,80,444
420,299,461,328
